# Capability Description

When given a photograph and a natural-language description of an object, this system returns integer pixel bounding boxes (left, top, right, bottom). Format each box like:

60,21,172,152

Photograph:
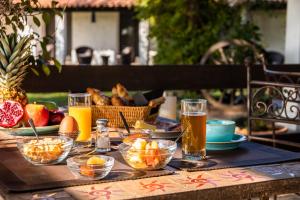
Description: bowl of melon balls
119,138,177,170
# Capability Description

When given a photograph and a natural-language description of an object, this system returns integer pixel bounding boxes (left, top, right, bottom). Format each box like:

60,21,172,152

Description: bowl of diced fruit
119,139,177,170
17,136,73,165
67,155,114,180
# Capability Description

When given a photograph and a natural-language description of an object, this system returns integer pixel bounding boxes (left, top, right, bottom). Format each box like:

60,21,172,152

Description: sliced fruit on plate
0,100,24,128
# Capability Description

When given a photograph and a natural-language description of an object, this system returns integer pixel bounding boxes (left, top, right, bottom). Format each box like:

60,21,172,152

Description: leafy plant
136,0,262,64
0,0,63,75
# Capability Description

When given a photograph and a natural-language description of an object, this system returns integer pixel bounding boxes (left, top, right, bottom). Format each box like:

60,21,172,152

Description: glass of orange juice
68,93,92,144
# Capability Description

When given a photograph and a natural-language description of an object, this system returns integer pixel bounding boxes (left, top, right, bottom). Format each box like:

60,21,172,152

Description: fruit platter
0,100,65,136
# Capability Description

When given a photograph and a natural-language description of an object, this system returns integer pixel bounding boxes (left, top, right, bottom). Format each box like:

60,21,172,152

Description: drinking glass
68,93,92,143
181,99,207,160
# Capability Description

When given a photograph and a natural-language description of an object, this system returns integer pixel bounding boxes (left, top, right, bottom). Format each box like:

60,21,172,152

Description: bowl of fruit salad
67,155,114,180
17,136,73,165
119,139,177,170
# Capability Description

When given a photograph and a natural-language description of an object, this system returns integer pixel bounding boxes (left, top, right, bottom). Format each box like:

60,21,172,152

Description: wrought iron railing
246,57,300,148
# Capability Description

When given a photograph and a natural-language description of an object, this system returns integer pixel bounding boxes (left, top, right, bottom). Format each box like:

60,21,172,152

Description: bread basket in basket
92,97,165,127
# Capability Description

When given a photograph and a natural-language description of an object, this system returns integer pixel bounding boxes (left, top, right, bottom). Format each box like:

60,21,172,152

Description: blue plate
206,134,246,150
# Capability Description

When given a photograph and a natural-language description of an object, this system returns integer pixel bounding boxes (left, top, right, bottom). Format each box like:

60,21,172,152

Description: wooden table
1,162,300,200
1,133,300,200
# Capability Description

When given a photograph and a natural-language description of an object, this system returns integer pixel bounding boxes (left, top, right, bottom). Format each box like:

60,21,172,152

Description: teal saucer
0,125,60,136
206,134,246,151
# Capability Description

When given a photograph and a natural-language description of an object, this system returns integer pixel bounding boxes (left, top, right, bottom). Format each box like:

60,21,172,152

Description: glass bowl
122,132,152,145
17,136,73,165
67,155,114,180
119,139,177,170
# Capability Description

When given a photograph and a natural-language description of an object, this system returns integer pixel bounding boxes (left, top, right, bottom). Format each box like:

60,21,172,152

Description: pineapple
0,33,31,107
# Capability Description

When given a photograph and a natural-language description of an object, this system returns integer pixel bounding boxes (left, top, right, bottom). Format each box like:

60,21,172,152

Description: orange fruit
86,156,105,166
80,165,94,177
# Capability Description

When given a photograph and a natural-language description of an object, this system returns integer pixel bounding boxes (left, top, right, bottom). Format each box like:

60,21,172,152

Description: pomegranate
0,100,24,128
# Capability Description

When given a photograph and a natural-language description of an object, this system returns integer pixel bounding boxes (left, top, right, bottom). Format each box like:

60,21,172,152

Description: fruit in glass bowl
122,132,151,145
17,136,73,165
119,139,177,170
67,155,114,180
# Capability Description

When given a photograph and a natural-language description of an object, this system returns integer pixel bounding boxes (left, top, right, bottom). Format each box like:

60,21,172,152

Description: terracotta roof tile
38,0,136,8
227,0,286,4
37,0,286,9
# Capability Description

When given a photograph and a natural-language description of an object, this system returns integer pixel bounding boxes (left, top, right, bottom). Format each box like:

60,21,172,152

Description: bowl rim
119,139,177,153
181,99,207,104
206,119,236,126
67,155,115,168
17,135,74,144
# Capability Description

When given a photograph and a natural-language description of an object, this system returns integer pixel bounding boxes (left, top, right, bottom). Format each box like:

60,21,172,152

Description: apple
23,103,50,127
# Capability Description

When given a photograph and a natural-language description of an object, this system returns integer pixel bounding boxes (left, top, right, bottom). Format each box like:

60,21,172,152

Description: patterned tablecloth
1,132,300,200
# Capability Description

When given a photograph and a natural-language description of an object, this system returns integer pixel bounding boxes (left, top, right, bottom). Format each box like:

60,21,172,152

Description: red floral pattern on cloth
220,170,258,182
75,186,122,200
140,180,174,193
180,174,218,188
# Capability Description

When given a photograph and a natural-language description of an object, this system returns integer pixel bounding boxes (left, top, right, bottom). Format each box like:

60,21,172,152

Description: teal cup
206,120,236,142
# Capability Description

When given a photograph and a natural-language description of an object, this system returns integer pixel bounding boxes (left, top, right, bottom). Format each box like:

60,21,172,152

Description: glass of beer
181,99,207,160
68,93,92,144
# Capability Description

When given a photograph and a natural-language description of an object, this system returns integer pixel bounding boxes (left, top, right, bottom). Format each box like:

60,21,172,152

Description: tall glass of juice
181,99,207,160
68,93,92,143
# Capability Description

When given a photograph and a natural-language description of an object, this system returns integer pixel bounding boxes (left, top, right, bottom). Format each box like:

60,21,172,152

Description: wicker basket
92,105,152,127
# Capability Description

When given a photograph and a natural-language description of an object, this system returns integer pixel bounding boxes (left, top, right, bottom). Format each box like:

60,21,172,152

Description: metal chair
76,46,94,65
246,56,300,149
265,51,285,65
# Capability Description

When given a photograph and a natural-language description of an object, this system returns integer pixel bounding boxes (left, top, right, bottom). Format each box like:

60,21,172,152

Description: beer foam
182,112,206,116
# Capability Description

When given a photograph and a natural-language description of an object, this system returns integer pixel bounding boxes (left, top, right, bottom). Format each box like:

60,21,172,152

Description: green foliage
0,0,63,75
27,92,68,106
136,0,262,64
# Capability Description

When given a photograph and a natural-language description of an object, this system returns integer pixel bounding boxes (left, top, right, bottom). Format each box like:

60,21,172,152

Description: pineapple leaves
0,35,11,58
0,33,32,88
0,0,63,77
9,48,21,63
6,57,21,71
0,67,5,77
0,47,5,57
12,37,27,53
9,34,16,50
0,53,8,68
30,68,39,76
